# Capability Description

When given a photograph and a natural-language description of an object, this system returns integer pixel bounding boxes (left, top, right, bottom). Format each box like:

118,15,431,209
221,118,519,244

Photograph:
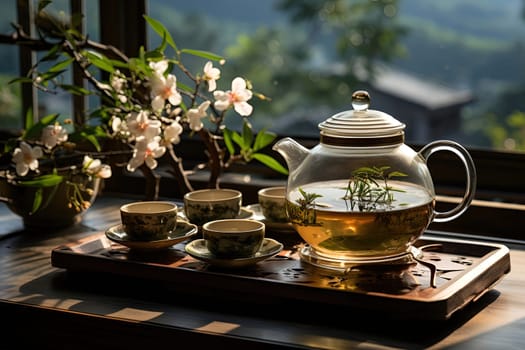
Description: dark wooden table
1,194,525,349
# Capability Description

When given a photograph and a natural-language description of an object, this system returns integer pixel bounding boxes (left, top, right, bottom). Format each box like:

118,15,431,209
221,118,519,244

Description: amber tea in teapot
286,179,434,261
274,90,476,270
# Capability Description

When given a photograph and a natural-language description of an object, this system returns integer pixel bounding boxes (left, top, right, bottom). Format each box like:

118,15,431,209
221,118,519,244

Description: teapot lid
318,90,406,147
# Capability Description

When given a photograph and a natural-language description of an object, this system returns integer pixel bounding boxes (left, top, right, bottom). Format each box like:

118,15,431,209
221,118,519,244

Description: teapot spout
272,137,310,173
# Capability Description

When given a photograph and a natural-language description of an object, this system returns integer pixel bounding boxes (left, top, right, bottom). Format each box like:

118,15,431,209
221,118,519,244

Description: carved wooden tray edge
50,232,511,320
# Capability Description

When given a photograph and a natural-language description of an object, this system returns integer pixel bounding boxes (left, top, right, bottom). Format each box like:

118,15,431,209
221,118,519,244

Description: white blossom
111,70,126,91
111,116,129,138
149,60,182,111
82,155,112,179
12,141,43,176
188,101,211,132
126,136,166,172
149,60,169,75
164,120,183,145
125,110,161,140
203,61,221,92
111,70,128,103
41,124,68,149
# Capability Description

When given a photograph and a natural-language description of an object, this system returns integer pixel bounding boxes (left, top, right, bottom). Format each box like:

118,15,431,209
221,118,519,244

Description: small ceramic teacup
184,188,242,226
120,201,178,241
202,219,265,258
258,186,288,222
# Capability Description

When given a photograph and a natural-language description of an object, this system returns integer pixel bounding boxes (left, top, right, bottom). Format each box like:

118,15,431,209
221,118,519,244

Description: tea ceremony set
50,91,510,322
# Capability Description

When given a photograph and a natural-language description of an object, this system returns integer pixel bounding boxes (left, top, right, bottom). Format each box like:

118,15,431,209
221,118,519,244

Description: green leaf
40,69,66,81
48,58,74,72
241,120,253,151
17,174,65,187
223,128,235,155
23,113,60,140
108,59,129,69
24,108,34,130
144,15,177,50
40,180,61,212
144,49,164,61
388,171,408,178
230,130,244,147
82,133,102,152
31,187,43,214
85,51,115,73
180,49,224,62
8,77,35,85
253,129,276,151
252,153,289,175
157,31,168,53
353,166,376,175
59,84,91,96
39,113,60,125
138,46,146,61
39,44,61,62
128,57,147,75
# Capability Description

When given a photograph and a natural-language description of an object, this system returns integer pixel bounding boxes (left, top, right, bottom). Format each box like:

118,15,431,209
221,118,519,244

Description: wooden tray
51,231,511,320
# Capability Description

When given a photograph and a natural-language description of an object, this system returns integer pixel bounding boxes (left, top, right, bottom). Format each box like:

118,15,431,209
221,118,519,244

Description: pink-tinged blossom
188,101,211,131
150,73,182,111
203,61,220,92
125,110,161,140
82,155,112,179
126,136,166,172
12,141,43,176
213,77,253,116
149,61,182,111
42,124,68,149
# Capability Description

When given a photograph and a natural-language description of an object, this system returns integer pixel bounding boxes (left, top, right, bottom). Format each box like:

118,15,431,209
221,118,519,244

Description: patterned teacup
202,219,265,258
258,186,288,222
120,201,178,241
183,188,242,226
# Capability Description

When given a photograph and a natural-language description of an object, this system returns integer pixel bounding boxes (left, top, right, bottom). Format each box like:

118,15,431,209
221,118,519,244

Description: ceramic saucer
185,238,283,268
177,207,254,225
245,204,296,233
105,221,198,250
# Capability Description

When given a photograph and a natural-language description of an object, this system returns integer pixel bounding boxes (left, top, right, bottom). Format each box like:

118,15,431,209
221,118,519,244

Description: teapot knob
351,90,370,111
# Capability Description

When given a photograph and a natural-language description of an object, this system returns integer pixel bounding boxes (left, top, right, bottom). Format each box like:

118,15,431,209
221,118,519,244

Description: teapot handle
418,140,477,223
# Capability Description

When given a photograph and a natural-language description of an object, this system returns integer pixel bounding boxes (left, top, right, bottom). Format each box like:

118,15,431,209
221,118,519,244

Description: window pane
0,0,100,130
148,0,525,153
0,3,22,131
36,0,100,124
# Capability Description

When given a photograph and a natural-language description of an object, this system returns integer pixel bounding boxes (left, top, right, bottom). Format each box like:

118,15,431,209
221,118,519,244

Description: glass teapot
273,90,476,270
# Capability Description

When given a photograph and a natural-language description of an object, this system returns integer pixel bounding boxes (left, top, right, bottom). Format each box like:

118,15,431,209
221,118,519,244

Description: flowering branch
2,3,288,199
